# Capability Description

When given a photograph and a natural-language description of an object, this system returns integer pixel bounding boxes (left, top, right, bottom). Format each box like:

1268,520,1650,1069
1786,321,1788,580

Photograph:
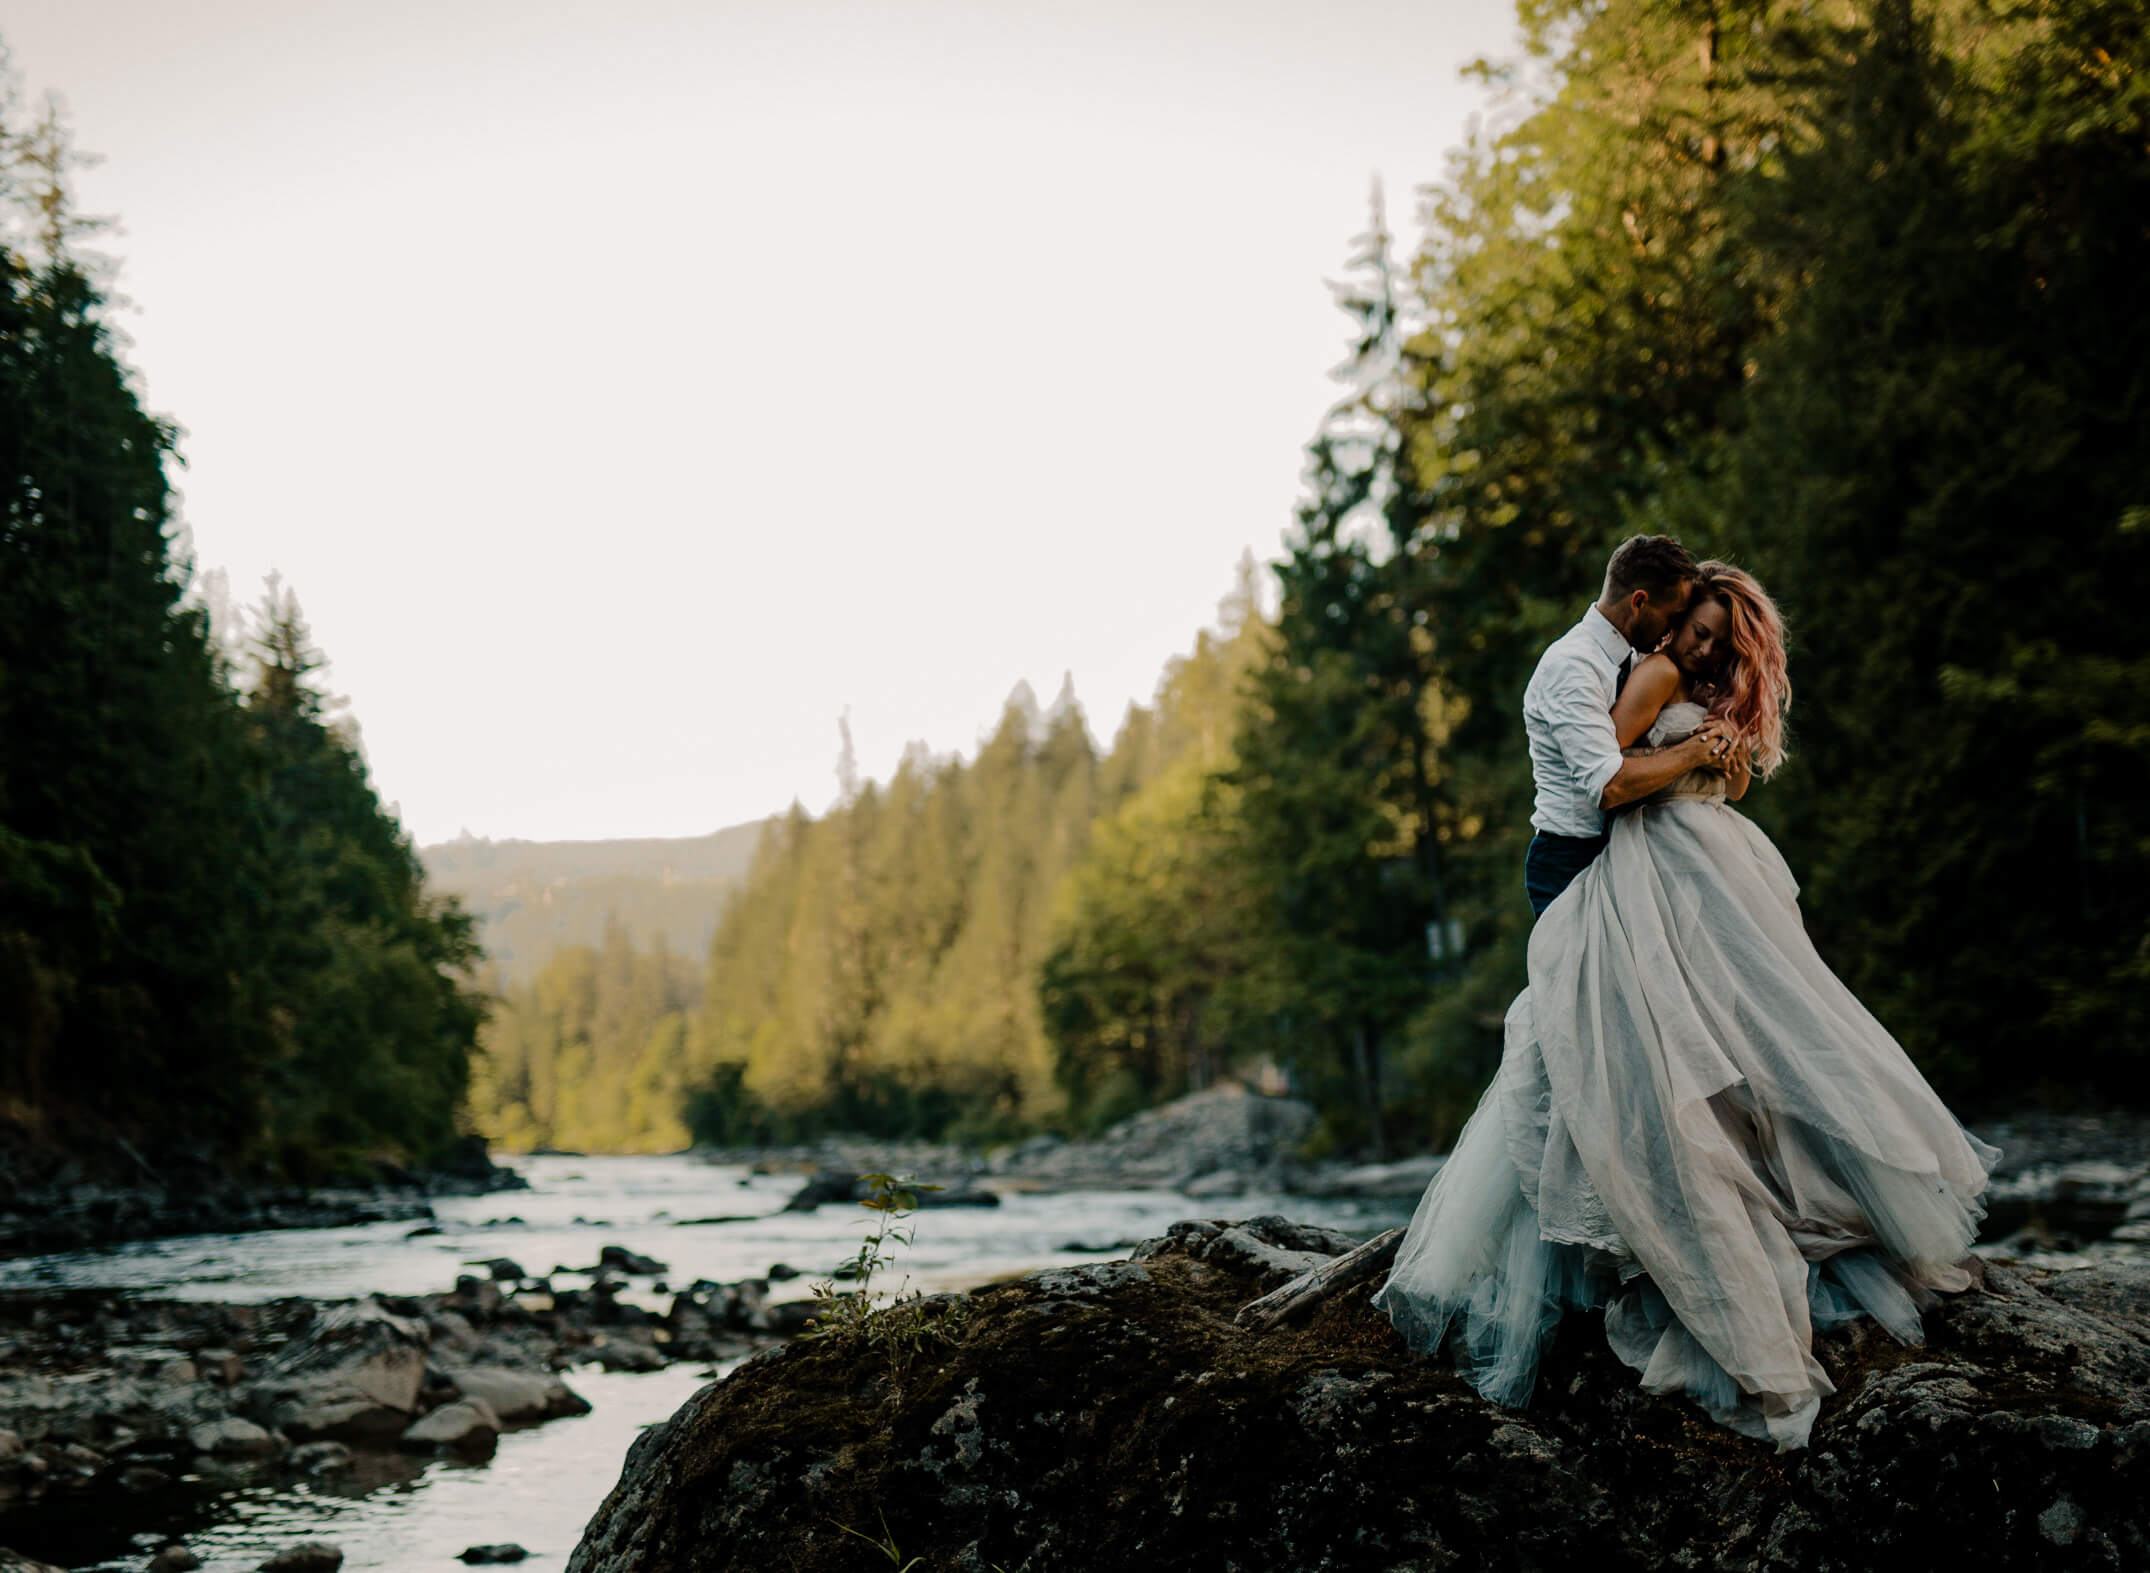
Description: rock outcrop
570,1217,2150,1573
990,1083,1317,1191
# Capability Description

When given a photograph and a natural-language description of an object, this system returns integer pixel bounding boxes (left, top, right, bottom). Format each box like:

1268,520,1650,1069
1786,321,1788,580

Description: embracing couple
1373,535,1998,1451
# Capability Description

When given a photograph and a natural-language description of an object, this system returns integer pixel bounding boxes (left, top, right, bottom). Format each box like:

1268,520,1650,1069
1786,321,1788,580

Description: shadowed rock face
568,1220,2150,1573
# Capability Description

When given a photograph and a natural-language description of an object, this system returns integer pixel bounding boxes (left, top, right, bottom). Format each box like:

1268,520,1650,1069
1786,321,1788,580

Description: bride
1371,561,1998,1449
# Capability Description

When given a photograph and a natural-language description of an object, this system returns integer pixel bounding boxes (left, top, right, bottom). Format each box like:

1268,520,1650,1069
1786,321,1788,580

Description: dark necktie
1615,652,1634,699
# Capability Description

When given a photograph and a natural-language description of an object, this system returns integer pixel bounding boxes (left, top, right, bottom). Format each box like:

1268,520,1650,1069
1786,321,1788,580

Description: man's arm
1601,719,1735,811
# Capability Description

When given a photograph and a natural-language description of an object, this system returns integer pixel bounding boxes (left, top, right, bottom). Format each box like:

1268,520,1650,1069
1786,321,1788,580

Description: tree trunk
1354,1019,1385,1159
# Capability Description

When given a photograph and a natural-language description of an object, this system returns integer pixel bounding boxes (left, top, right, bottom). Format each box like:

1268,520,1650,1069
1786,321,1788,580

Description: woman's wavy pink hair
1691,560,1791,778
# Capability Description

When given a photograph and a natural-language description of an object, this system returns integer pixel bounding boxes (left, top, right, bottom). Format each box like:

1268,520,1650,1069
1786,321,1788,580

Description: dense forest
641,0,2146,1155
6,0,2144,1174
0,69,483,1178
467,583,1267,1150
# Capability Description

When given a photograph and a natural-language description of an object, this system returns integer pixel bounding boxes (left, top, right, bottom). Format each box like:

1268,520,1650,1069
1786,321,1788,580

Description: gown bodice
1626,699,1725,804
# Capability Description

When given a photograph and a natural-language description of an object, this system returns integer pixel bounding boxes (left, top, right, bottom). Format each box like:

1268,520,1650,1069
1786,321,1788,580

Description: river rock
590,1339,666,1374
442,1366,591,1423
186,1416,278,1458
991,1082,1315,1190
398,1397,501,1457
1289,1154,1446,1200
779,1171,861,1212
257,1545,342,1573
195,1347,245,1386
458,1547,530,1565
248,1303,426,1442
148,1545,200,1572
0,1548,66,1572
286,1440,352,1474
567,1219,2150,1573
598,1245,667,1277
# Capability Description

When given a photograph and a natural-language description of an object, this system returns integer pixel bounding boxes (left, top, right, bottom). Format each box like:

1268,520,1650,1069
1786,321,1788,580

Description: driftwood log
1234,1226,1404,1331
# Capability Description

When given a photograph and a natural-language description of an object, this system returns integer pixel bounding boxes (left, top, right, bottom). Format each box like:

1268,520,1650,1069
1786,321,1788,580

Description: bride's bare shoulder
1611,652,1683,747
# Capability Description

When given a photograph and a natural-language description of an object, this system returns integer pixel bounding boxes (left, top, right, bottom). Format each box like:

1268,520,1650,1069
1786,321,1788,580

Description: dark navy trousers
1525,830,1609,917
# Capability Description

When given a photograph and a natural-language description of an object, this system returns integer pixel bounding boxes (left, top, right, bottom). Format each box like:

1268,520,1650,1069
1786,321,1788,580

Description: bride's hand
1687,717,1738,772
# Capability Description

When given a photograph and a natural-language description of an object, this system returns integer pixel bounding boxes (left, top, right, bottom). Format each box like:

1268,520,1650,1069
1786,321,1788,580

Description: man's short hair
1604,534,1697,602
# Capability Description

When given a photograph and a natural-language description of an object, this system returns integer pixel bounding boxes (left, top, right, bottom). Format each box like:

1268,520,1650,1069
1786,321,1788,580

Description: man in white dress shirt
1521,534,1736,916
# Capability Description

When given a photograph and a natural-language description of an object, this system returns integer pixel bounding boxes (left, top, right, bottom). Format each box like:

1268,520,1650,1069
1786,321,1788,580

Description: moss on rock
570,1223,2150,1572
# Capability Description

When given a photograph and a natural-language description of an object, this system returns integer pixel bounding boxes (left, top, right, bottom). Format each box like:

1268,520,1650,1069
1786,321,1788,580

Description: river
0,1154,1412,1571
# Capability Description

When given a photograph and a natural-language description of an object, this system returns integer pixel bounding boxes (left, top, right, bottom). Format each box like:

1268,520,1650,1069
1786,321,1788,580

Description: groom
1521,534,1735,916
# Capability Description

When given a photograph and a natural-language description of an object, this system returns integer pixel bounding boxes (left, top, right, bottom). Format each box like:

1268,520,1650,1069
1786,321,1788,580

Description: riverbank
0,1243,806,1570
14,1091,2145,1267
0,1126,527,1263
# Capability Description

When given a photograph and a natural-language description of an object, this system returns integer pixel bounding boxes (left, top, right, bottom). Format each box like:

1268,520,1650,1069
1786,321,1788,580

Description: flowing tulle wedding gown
1372,702,1998,1449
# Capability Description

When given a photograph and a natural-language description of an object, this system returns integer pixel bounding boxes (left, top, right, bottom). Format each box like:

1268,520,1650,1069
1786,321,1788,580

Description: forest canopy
650,0,2150,1154
6,0,2144,1173
0,63,484,1178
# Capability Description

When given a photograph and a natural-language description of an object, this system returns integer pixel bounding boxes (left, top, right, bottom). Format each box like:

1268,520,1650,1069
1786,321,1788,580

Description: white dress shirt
1523,604,1633,837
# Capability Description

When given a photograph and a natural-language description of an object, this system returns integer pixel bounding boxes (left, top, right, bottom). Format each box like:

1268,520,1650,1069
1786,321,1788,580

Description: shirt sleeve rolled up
1541,672,1624,810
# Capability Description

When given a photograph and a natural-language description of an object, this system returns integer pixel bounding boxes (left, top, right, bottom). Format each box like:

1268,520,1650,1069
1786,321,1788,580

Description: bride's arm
1610,653,1681,748
1725,748,1752,802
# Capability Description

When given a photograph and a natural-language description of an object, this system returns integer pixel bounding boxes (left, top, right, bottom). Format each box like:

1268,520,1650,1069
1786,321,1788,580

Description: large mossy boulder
569,1219,2150,1572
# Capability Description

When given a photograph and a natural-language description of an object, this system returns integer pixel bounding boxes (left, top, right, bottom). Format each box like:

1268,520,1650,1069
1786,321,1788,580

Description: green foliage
470,917,703,1152
688,682,1104,1143
1232,0,2149,1129
0,66,482,1174
803,1174,975,1391
1693,0,2150,1097
1038,562,1272,1131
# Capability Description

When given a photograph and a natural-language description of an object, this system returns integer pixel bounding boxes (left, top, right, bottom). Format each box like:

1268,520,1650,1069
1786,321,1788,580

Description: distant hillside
420,820,771,983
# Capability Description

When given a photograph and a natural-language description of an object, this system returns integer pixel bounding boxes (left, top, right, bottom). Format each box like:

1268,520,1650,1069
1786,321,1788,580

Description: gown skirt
1371,711,1998,1449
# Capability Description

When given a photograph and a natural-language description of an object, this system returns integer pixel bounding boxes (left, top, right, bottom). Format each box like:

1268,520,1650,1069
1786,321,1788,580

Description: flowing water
0,1154,1411,1571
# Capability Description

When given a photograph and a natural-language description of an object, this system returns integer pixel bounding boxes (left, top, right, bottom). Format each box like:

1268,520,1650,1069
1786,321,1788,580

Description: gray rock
148,1546,200,1572
458,1548,530,1565
249,1303,426,1442
749,1300,820,1338
186,1417,278,1458
590,1340,666,1374
998,1084,1315,1189
399,1397,502,1457
599,1245,667,1277
257,1546,342,1573
1290,1154,1446,1200
0,1549,67,1572
1180,1169,1248,1199
2039,1497,2086,1546
194,1347,245,1386
442,1366,591,1422
566,1222,2150,1573
1024,1261,1151,1300
286,1441,353,1475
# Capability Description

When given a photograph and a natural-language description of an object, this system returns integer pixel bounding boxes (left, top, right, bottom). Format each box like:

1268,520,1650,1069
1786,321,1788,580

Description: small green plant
802,1171,974,1384
830,1510,1011,1572
834,1509,923,1569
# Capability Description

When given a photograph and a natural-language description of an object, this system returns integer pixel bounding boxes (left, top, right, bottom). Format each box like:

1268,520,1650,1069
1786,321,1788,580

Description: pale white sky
8,0,1517,844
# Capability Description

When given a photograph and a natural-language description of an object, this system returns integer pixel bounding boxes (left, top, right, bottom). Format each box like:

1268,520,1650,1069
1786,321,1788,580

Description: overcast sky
8,0,1517,844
